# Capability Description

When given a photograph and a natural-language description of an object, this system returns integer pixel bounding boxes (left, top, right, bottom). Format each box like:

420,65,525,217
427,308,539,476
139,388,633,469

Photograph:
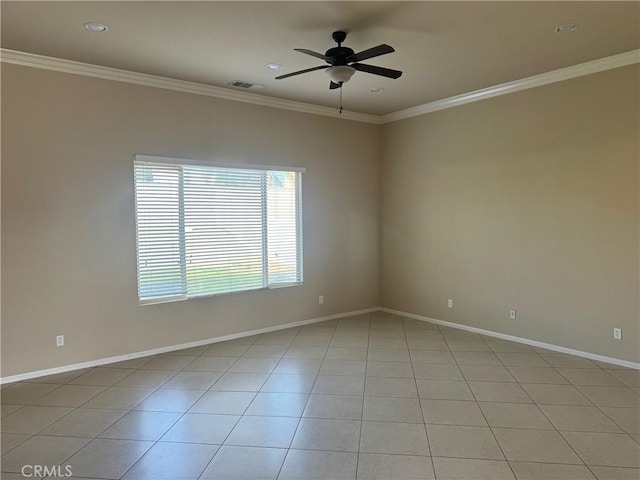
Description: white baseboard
383,308,640,370
0,307,381,384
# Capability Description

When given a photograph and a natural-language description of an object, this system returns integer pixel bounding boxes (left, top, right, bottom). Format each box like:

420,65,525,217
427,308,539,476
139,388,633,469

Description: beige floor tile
493,428,582,464
486,341,534,353
590,466,640,479
124,441,218,479
64,438,154,479
183,356,237,372
303,394,363,420
330,337,369,349
161,413,239,444
1,433,30,455
200,445,285,479
365,377,418,398
539,405,624,432
368,348,411,363
69,367,135,386
370,328,405,339
1,435,90,473
40,408,127,437
577,386,640,407
416,379,474,400
0,404,22,418
509,461,596,479
313,375,365,395
507,367,569,384
558,369,625,386
139,354,198,371
405,329,444,339
433,457,514,480
189,390,255,415
202,343,248,357
453,351,503,366
410,350,456,364
320,359,367,376
447,341,492,353
360,421,430,456
540,353,599,369
261,373,316,393
358,453,435,479
599,407,640,434
468,382,532,403
413,363,464,381
244,392,308,417
606,370,640,388
421,399,487,426
366,361,414,378
273,358,323,374
279,449,358,479
291,418,361,452
521,384,593,406
160,371,221,390
242,344,288,358
25,368,91,384
283,346,328,359
99,410,181,441
134,388,204,412
325,347,368,361
108,357,154,369
497,353,550,367
81,386,155,410
224,415,298,448
561,431,640,468
427,424,504,460
460,365,516,383
368,337,408,349
479,402,553,429
30,384,106,407
1,405,73,434
166,344,210,356
114,369,176,388
210,372,269,391
406,338,450,351
1,383,58,405
363,396,423,423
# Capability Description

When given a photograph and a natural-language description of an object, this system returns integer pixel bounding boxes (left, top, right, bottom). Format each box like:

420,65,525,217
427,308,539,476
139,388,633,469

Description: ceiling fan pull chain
339,85,343,114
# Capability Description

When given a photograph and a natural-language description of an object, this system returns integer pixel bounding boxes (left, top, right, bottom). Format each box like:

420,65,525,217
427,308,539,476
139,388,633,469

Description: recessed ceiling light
266,63,283,70
84,22,109,33
555,23,578,33
370,87,384,93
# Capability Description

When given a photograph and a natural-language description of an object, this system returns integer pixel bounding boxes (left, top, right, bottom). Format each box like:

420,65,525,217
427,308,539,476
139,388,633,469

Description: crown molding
2,48,638,125
0,49,382,125
380,49,640,124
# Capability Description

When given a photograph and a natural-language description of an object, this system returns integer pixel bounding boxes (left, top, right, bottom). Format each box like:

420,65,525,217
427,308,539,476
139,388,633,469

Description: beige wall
2,61,638,378
381,65,640,363
1,65,381,377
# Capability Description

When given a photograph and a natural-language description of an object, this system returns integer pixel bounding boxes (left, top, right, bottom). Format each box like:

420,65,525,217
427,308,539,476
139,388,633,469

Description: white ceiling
2,1,638,115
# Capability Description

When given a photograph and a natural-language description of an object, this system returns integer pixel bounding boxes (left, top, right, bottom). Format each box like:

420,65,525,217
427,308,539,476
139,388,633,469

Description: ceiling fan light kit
325,65,356,84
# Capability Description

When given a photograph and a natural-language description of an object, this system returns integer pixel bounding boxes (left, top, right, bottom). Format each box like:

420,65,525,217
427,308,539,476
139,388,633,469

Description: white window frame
134,154,305,305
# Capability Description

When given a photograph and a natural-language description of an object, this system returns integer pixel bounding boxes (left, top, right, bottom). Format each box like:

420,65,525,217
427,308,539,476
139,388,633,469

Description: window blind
134,156,303,304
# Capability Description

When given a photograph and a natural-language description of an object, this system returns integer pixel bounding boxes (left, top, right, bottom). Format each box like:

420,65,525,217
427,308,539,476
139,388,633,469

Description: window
133,155,303,304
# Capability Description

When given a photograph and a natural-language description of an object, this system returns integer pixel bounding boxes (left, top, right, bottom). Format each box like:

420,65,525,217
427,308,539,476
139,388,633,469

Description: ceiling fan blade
352,63,403,79
275,65,327,80
347,44,394,63
329,81,342,90
294,48,334,63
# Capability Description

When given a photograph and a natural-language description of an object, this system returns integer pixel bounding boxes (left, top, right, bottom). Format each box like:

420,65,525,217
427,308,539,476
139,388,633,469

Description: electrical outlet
510,309,517,320
447,299,453,308
319,295,324,305
56,335,65,347
613,328,622,340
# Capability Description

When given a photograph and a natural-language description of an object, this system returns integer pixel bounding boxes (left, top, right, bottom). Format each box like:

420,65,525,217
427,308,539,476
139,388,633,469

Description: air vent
227,80,264,90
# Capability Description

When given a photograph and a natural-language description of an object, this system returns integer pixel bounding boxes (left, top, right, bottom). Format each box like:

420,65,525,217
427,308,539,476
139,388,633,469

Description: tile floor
1,312,639,479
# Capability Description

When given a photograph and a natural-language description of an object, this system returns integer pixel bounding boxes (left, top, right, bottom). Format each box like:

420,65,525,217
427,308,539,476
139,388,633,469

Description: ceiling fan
275,31,402,90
